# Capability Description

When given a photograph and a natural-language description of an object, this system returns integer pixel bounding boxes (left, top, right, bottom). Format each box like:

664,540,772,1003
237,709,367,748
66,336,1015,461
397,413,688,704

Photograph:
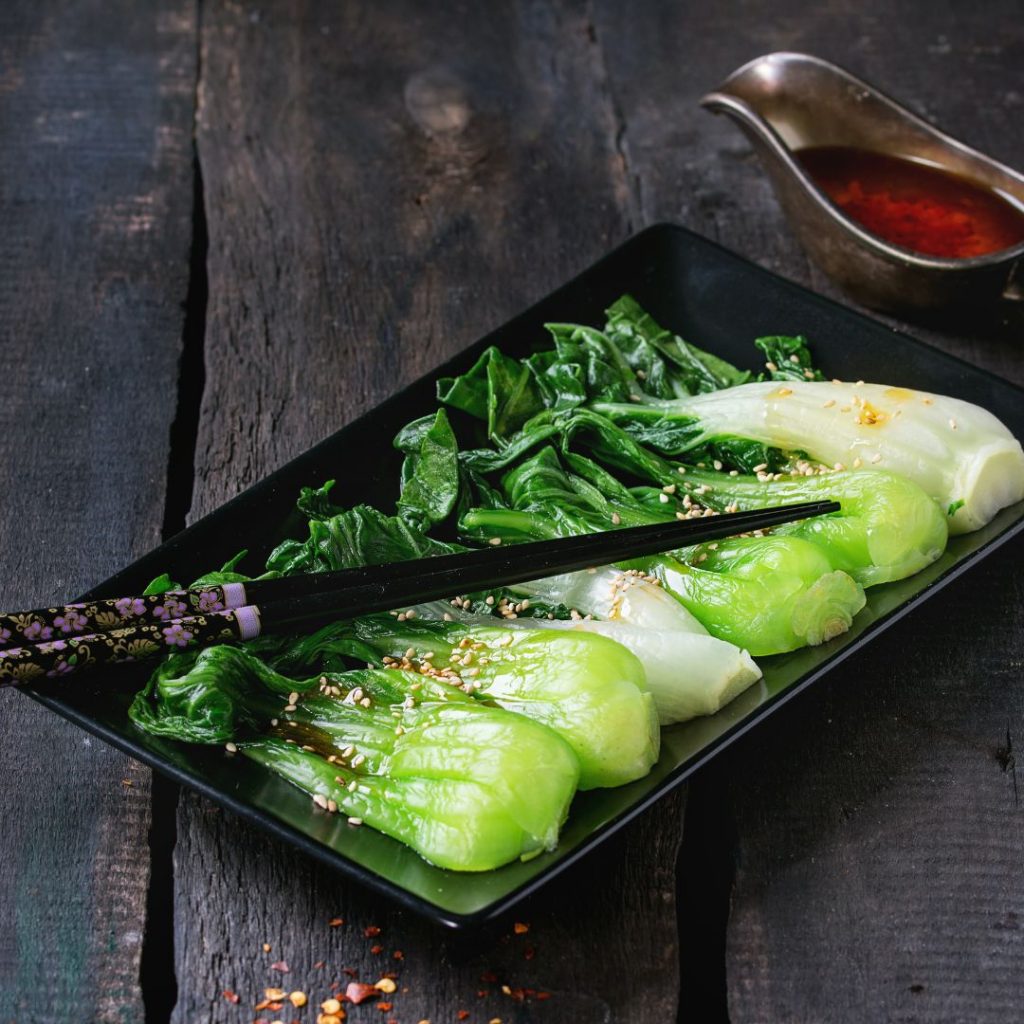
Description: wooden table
3,3,1022,1021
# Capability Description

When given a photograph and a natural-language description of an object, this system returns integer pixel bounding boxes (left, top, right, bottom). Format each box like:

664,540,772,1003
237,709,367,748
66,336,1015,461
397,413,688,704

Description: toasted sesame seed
662,483,677,494
489,537,502,546
949,417,957,430
313,794,328,810
752,463,768,473
712,460,723,471
789,353,801,364
855,379,865,386
347,817,363,827
405,609,417,619
283,704,297,713
225,742,237,754
352,754,366,768
288,691,299,704
326,800,338,814
853,457,863,468
822,398,836,408
658,493,670,503
765,361,778,372
871,453,882,463
729,469,739,477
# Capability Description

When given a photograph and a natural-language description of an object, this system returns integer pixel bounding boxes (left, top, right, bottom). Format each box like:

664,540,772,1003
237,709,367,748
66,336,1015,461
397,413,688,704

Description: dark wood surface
0,2,1021,1021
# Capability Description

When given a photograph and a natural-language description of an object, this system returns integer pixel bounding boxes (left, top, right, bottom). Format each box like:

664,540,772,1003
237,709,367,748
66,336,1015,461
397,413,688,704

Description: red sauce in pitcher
796,145,1024,259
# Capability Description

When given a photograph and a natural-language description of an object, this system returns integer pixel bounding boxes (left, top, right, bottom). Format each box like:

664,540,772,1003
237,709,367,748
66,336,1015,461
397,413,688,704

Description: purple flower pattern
154,598,187,620
114,597,147,618
162,623,194,647
0,627,9,645
197,591,224,613
54,609,88,634
23,620,52,641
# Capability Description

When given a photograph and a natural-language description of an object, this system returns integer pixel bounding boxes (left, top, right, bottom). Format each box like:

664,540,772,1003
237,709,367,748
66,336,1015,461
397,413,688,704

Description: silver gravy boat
701,52,1024,316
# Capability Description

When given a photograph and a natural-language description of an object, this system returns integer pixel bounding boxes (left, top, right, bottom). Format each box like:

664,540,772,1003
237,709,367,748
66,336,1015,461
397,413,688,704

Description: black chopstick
0,500,838,683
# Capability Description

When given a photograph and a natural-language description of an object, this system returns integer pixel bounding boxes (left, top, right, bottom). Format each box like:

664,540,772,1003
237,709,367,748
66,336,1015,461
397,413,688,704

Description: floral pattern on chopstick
0,586,237,646
0,608,247,685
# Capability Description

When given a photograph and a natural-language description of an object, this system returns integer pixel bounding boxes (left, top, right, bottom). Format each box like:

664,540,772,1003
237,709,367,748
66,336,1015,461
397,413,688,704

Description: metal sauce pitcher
701,52,1024,315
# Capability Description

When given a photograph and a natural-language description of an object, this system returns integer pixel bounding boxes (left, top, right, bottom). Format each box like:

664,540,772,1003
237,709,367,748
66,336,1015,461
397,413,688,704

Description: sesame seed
288,691,299,704
326,800,337,814
871,453,882,463
405,609,417,619
225,742,237,754
443,612,453,621
658,493,670,503
777,387,793,396
396,612,406,622
752,463,768,473
712,460,723,471
313,794,328,810
853,457,863,468
352,754,366,768
729,469,739,477
347,817,363,827
949,417,958,430
283,704,297,713
662,483,677,494
855,379,865,386
765,361,778,372
489,537,502,546
822,399,836,408
677,465,687,474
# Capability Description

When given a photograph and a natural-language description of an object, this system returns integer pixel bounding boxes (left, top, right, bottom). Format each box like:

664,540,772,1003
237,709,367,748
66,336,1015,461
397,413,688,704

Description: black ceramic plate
27,225,1024,928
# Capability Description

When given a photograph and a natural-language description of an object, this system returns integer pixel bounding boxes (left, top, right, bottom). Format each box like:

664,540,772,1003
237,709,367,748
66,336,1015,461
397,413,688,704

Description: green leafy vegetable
270,615,659,790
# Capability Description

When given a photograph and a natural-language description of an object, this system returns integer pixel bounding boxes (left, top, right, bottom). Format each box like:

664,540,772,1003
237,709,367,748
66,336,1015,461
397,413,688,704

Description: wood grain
176,1,683,1021
586,2,1024,1019
0,0,195,1020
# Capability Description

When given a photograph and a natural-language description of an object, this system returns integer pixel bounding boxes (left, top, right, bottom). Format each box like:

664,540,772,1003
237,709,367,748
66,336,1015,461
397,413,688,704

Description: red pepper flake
363,925,382,938
254,999,272,1011
342,968,359,978
370,944,384,955
392,950,404,960
329,917,345,927
523,946,535,961
345,982,380,1005
513,921,529,935
477,989,489,998
377,1003,393,1013
330,980,342,991
536,991,551,1001
222,990,240,1004
457,1012,470,1021
314,961,326,969
381,971,399,981
270,960,291,973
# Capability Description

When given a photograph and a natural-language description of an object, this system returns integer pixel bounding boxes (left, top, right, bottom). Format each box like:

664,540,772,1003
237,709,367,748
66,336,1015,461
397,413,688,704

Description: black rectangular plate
28,224,1024,928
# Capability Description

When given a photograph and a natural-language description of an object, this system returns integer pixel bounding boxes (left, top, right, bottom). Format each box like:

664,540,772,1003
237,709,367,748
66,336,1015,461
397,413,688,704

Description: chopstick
0,500,838,683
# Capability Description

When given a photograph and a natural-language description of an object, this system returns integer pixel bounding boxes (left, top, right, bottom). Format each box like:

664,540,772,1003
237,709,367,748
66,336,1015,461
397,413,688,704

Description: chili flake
364,925,382,938
222,990,240,1004
513,922,529,935
345,982,380,1005
370,943,384,954
270,960,290,973
329,917,345,927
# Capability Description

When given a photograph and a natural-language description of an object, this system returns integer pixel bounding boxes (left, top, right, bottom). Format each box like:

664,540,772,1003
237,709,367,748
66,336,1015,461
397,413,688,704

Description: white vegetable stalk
521,618,761,724
511,566,708,633
408,567,763,726
598,381,1024,534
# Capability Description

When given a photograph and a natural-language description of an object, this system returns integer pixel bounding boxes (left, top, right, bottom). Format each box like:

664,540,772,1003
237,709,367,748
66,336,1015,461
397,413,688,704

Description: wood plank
0,1,195,1020
175,1,683,1021
588,2,1024,1018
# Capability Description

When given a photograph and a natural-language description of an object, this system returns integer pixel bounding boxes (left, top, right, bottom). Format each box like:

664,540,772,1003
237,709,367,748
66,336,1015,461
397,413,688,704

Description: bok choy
593,380,1024,534
130,646,579,871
